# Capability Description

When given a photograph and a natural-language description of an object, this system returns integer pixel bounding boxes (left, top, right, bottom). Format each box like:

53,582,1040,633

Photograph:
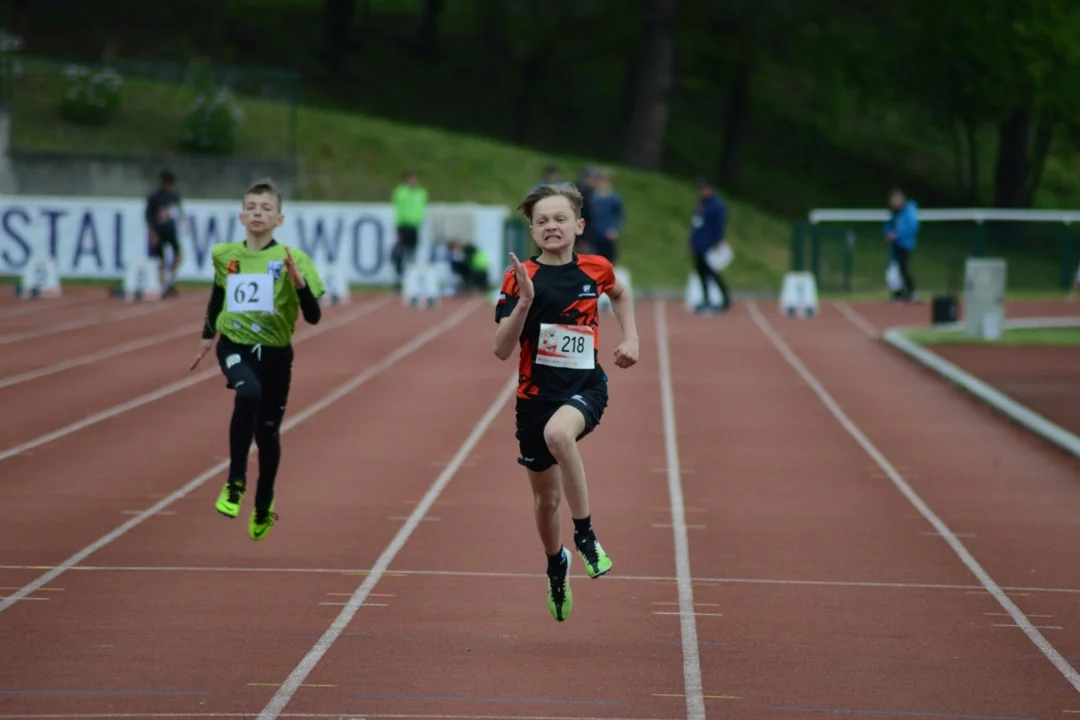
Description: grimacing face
240,192,284,234
530,195,584,253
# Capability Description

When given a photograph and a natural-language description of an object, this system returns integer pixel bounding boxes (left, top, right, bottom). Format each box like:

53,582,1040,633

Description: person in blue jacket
688,178,731,313
884,188,919,302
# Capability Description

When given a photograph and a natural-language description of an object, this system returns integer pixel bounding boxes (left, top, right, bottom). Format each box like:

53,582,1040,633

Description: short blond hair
517,182,584,222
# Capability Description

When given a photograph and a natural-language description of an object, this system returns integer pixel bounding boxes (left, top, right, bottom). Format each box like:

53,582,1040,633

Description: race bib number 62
226,273,275,314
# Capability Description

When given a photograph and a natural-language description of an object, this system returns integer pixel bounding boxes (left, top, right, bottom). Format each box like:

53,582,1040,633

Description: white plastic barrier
16,255,61,299
778,271,818,318
121,258,162,301
402,263,440,309
684,272,724,312
319,262,351,306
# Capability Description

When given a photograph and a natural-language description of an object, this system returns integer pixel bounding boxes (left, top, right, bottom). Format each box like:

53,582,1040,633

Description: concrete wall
0,111,295,200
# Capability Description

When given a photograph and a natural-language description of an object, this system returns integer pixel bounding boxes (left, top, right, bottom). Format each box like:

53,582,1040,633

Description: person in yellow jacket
390,170,428,288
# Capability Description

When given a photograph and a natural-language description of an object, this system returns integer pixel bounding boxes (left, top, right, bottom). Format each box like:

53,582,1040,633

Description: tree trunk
1023,111,1056,207
992,106,1031,208
717,62,751,191
513,53,542,145
411,0,444,61
323,0,356,72
623,0,677,170
964,117,980,204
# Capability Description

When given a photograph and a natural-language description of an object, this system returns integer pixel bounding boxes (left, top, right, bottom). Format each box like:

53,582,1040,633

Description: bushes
177,61,245,156
59,65,123,126
56,59,245,156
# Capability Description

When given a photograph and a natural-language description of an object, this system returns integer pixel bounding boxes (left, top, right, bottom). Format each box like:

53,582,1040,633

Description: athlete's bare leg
541,403,612,578
542,405,590,519
527,465,564,556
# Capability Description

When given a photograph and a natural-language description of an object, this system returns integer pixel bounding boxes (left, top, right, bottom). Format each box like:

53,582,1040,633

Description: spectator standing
688,178,731,313
391,170,428,288
575,166,598,254
530,164,560,193
588,168,625,264
884,188,919,302
145,170,184,297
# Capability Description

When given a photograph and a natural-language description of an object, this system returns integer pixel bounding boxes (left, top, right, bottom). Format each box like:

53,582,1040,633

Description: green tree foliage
7,0,1080,212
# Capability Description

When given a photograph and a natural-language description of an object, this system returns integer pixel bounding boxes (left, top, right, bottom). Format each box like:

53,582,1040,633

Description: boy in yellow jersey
190,179,326,541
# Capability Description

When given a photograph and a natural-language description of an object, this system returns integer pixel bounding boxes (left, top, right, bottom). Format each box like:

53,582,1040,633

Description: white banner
0,196,511,287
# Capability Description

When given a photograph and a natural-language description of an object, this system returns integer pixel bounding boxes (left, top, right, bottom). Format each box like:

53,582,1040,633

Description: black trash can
931,294,958,324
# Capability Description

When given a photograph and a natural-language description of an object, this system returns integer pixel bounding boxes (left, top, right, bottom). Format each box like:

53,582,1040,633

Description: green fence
791,210,1080,295
1,54,300,160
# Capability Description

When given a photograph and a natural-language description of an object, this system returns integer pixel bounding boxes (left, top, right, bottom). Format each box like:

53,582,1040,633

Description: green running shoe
215,479,245,518
574,532,613,578
547,547,573,622
249,501,277,541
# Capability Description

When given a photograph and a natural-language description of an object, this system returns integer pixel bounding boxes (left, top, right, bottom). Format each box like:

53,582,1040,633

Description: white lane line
0,296,81,318
0,298,389,465
654,300,706,720
0,324,198,391
832,300,879,337
746,300,1080,694
0,298,192,345
8,563,1080,596
255,371,518,720
0,714,677,720
0,299,481,615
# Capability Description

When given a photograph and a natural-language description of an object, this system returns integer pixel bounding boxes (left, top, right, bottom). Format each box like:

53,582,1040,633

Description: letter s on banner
1,207,33,271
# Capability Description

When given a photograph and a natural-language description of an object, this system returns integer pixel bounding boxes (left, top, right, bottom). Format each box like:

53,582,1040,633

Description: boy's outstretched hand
191,338,213,371
509,252,534,304
284,247,306,289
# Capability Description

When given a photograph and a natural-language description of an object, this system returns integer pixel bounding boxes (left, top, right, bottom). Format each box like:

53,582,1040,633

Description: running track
1,291,1080,720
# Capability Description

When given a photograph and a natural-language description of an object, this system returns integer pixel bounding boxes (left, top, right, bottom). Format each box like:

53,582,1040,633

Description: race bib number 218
536,323,595,370
226,273,275,313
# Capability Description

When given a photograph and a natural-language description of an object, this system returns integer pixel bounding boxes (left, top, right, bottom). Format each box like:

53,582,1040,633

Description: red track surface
2,291,1080,720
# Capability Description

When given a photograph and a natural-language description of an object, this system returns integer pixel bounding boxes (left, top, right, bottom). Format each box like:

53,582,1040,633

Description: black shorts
514,380,608,473
151,228,180,259
396,226,419,249
215,335,295,420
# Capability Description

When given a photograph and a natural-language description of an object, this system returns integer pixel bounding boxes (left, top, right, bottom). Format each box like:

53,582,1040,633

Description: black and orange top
494,253,617,402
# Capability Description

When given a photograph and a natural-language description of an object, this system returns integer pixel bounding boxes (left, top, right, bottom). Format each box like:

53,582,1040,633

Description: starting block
778,271,818,318
120,259,163,301
683,272,725,312
15,256,62,299
598,266,632,315
402,263,440,309
319,262,351,306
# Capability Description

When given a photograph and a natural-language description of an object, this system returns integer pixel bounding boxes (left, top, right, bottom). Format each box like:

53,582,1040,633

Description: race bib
536,323,595,370
226,273,275,314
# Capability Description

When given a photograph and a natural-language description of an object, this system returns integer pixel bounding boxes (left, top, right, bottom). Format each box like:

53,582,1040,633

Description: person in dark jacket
883,188,919,302
575,167,597,254
688,178,731,313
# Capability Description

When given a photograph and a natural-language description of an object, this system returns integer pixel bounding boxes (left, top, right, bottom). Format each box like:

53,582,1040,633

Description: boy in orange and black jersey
493,182,640,622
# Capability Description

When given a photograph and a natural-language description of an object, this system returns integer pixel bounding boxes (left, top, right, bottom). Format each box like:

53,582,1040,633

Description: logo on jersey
540,327,558,353
578,283,597,298
267,260,283,279
227,259,240,274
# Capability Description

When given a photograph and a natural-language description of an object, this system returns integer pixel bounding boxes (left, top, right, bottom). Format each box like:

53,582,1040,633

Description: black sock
546,546,567,574
254,425,281,511
573,515,593,539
